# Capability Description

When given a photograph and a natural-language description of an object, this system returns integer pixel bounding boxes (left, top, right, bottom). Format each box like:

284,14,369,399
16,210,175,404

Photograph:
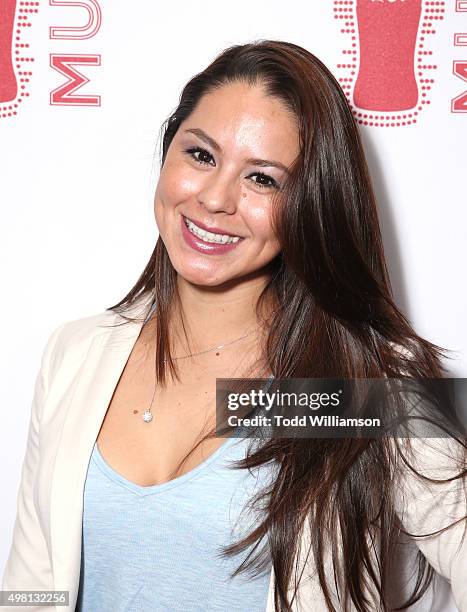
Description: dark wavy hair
106,40,466,611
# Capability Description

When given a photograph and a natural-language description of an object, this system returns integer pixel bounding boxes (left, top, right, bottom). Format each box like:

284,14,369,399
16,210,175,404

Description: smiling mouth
182,216,242,244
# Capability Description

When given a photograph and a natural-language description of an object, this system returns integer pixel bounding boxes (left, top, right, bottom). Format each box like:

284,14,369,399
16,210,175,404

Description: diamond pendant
142,409,153,423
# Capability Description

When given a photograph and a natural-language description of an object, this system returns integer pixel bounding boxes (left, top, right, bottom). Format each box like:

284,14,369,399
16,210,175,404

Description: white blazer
2,291,467,612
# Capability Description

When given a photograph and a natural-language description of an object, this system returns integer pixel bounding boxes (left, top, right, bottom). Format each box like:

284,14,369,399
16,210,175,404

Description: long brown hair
105,40,466,611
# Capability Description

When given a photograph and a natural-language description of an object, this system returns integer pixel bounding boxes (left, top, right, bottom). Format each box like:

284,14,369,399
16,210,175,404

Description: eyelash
184,147,280,190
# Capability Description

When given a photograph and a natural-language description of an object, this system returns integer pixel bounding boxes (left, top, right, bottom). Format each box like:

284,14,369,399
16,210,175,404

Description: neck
170,270,275,353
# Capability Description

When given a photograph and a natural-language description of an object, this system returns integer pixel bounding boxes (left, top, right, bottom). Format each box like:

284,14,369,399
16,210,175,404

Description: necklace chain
164,326,258,362
140,324,259,423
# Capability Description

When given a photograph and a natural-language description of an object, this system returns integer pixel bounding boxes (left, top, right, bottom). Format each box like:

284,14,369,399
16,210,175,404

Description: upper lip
183,215,243,238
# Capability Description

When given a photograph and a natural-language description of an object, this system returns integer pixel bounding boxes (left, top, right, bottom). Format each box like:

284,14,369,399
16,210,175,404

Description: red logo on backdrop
49,0,102,107
0,0,101,119
335,0,445,126
1,1,465,121
0,0,39,118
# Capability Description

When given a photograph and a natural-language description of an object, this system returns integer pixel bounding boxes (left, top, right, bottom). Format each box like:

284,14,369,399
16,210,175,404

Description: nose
196,169,238,215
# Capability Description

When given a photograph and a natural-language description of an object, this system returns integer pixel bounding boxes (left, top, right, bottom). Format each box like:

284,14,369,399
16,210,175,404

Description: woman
3,40,466,612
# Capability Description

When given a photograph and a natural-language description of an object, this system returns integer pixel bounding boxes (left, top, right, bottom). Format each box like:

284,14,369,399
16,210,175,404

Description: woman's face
154,81,300,287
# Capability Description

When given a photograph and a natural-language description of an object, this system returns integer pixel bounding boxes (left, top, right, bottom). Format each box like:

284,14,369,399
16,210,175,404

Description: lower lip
180,216,244,255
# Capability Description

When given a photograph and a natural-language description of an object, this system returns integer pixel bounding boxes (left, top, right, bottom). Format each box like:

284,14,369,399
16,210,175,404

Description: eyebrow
183,128,291,174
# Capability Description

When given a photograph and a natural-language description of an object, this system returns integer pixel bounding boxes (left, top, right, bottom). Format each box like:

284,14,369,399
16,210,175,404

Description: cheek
243,198,278,243
157,160,201,208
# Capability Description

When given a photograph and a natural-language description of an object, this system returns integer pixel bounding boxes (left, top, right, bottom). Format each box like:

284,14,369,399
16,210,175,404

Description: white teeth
184,217,241,244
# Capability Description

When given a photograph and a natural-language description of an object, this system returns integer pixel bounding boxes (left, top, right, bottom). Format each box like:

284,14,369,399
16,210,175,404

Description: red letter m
50,54,101,106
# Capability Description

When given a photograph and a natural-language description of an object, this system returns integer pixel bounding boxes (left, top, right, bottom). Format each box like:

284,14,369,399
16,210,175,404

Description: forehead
182,82,300,161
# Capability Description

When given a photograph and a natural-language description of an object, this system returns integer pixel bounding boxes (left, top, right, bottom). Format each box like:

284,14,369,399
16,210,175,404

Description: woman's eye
248,172,279,190
185,147,215,166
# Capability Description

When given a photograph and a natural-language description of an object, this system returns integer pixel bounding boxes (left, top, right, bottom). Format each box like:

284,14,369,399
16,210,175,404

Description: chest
95,350,233,487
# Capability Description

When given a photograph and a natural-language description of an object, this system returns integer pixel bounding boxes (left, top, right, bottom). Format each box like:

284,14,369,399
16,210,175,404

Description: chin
174,261,235,288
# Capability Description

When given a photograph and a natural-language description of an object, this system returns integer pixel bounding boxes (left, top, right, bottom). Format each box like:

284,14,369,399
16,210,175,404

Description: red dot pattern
333,0,445,128
0,1,39,119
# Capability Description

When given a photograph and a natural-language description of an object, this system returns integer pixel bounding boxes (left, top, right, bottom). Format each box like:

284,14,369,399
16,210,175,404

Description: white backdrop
1,1,466,609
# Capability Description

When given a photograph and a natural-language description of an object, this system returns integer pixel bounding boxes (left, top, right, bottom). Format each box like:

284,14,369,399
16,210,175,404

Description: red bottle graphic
0,0,39,118
0,0,18,103
353,0,422,111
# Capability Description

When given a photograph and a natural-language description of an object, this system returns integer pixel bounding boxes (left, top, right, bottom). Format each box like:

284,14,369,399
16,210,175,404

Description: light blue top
76,435,275,612
76,301,276,611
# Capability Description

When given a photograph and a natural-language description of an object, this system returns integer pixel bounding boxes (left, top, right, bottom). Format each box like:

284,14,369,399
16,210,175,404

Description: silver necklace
140,326,258,423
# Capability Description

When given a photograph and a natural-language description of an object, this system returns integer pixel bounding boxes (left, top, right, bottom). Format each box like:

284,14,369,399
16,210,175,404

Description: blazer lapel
49,308,146,608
